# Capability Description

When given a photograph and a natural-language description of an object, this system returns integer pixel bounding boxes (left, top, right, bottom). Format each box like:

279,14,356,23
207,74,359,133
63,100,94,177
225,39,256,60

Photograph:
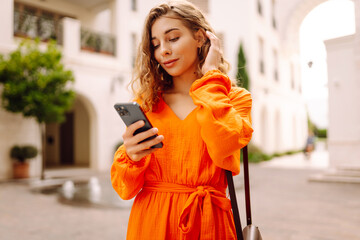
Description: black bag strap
243,145,252,225
225,145,251,240
226,169,244,240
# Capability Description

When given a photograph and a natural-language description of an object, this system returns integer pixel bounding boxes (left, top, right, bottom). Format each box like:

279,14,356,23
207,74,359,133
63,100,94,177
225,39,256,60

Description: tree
0,39,75,179
236,43,250,90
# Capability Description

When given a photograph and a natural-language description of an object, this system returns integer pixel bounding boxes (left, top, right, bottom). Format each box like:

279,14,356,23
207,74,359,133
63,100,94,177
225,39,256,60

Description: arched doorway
283,0,358,170
44,95,92,169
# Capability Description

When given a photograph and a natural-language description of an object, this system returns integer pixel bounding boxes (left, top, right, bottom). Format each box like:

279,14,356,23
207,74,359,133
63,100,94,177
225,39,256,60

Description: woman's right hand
122,120,164,162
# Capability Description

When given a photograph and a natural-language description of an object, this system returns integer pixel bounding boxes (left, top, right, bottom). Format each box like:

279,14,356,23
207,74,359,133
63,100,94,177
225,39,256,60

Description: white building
277,0,360,179
0,0,312,180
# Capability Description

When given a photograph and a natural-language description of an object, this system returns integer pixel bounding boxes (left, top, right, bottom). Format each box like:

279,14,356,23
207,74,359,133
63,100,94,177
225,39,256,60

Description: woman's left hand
201,31,222,75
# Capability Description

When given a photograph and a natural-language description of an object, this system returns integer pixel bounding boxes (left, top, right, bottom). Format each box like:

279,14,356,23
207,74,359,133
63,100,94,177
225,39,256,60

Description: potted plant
10,145,38,179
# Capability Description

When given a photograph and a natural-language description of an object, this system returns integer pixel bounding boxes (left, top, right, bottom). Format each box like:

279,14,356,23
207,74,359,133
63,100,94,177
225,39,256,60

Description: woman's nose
160,44,172,56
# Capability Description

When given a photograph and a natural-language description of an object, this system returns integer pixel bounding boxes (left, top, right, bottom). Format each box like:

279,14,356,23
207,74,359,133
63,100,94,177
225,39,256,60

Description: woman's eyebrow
151,28,180,40
164,27,180,34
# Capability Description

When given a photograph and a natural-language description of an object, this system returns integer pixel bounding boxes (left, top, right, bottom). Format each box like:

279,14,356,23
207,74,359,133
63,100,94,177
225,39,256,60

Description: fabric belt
142,181,232,239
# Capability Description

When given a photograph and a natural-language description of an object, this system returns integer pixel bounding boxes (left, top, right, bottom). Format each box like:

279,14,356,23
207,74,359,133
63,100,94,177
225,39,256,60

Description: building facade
277,0,360,175
0,0,310,180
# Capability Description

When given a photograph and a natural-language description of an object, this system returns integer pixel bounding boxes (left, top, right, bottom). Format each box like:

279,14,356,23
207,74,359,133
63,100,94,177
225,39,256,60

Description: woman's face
151,16,201,80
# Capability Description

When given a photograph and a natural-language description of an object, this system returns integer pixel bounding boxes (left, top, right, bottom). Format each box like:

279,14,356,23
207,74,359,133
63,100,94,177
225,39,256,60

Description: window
131,33,137,67
290,62,295,89
272,0,277,29
131,0,137,12
257,0,263,16
14,2,71,42
259,37,265,75
188,0,209,14
273,49,278,81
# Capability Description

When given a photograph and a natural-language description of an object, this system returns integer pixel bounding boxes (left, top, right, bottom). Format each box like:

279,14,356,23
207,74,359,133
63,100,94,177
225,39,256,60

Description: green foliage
236,43,250,90
247,144,272,163
307,115,327,139
247,144,303,163
10,145,38,163
0,39,75,123
307,116,316,134
315,128,327,139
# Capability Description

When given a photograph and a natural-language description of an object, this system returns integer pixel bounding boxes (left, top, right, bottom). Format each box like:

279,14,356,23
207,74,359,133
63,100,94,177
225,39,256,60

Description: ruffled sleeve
189,70,253,174
111,144,151,200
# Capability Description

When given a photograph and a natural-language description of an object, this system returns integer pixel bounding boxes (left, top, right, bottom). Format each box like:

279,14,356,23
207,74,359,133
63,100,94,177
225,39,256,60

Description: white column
114,0,133,70
326,35,360,169
355,0,360,59
61,17,81,57
355,0,360,33
0,0,14,48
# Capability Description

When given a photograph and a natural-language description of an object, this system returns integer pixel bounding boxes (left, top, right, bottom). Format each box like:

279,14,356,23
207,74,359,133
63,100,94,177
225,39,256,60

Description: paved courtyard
1,145,359,240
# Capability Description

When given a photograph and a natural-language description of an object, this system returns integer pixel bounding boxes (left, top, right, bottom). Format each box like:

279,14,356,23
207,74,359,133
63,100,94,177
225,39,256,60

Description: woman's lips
163,59,178,68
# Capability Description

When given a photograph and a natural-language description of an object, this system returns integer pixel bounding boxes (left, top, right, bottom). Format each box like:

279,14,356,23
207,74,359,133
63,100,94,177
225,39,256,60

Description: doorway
60,112,74,165
45,97,91,168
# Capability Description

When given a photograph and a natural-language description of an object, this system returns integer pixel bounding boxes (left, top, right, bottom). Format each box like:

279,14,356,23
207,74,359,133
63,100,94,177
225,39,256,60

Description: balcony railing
14,10,61,42
80,28,116,56
13,10,116,57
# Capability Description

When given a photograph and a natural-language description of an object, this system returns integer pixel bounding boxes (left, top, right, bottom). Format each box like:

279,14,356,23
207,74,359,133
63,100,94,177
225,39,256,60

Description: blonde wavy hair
131,0,230,112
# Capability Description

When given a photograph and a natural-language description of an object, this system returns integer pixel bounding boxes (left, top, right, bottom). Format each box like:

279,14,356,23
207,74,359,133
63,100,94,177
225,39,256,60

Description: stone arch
281,0,331,53
73,93,98,169
45,93,98,169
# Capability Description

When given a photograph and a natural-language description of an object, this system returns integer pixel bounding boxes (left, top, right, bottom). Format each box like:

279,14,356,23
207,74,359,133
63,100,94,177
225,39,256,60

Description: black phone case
114,102,163,148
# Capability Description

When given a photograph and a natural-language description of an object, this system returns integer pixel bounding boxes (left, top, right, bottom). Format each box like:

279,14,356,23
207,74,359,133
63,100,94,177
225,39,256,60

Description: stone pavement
1,145,360,240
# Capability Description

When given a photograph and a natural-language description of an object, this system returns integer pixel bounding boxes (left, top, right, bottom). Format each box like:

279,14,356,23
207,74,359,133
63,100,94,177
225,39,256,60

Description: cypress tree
236,43,250,90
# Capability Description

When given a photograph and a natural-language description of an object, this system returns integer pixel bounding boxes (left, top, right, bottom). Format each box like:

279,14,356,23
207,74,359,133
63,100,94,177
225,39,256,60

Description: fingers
125,134,164,162
128,148,158,162
129,134,164,153
122,120,164,162
123,120,145,138
205,31,221,52
202,31,222,74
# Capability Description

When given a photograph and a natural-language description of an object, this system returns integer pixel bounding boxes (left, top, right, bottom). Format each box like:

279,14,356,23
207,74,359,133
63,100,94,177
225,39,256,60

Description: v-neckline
160,96,197,122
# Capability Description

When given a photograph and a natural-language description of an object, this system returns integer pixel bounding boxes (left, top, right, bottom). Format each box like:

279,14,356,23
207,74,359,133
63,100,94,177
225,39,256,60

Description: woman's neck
168,71,200,95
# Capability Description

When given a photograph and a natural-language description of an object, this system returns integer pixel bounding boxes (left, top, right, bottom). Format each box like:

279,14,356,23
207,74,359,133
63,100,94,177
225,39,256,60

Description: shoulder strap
226,145,252,240
243,145,252,225
225,169,244,240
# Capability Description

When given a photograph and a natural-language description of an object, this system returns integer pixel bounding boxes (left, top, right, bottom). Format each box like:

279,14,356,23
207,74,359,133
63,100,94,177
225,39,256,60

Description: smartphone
114,102,163,148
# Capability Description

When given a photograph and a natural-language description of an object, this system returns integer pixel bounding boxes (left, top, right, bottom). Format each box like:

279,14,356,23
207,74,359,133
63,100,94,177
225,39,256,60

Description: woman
111,1,253,239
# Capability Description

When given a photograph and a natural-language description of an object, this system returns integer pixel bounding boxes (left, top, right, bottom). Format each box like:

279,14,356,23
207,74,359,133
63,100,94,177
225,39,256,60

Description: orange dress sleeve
111,144,151,200
189,70,253,174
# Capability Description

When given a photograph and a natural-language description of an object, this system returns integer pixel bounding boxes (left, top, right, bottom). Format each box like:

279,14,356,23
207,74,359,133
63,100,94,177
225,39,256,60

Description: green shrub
316,129,327,138
247,144,272,163
10,145,38,163
246,144,303,163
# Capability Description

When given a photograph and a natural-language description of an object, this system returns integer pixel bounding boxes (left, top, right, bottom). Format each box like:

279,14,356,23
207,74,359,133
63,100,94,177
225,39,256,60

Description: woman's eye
169,37,179,42
153,44,160,49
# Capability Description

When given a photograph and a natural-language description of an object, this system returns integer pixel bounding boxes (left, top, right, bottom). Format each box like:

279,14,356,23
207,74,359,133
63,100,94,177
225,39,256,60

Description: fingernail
153,128,158,133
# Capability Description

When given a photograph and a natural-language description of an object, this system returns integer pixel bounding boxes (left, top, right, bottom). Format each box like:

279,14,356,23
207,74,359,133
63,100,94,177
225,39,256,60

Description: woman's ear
195,29,207,48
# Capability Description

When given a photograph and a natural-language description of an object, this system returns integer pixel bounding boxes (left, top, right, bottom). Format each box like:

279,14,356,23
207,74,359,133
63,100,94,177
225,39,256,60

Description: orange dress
111,70,253,240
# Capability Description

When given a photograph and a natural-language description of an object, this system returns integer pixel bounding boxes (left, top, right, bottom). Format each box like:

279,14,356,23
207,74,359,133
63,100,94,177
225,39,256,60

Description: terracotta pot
13,162,30,179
